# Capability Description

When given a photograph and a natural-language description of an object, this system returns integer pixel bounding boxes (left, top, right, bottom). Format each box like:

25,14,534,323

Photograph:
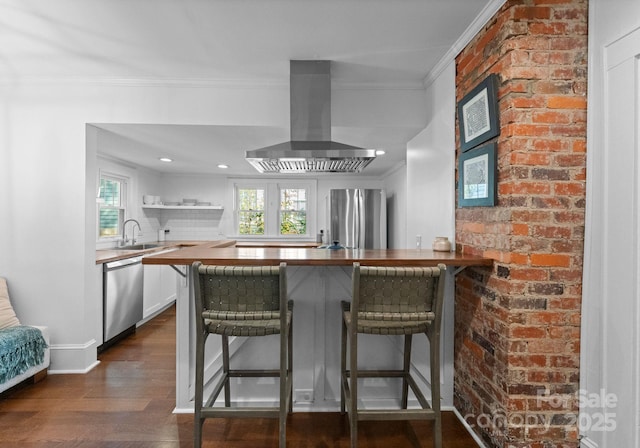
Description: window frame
236,184,267,236
277,184,309,236
230,178,316,240
97,171,129,242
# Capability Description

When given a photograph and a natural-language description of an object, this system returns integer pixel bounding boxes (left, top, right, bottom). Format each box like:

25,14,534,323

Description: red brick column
454,1,587,447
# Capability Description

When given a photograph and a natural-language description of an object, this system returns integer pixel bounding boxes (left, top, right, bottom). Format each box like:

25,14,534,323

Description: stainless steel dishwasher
102,256,144,349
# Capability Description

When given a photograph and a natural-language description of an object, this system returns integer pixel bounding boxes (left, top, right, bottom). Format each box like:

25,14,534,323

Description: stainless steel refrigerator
328,189,387,249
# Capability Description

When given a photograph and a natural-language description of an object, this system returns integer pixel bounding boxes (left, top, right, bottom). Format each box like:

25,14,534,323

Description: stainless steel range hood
245,60,376,173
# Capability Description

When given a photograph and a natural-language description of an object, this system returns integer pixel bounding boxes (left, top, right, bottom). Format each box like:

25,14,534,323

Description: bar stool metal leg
194,331,207,447
222,334,230,407
288,316,294,413
340,303,347,415
429,329,442,448
401,334,412,409
191,262,292,448
340,263,446,448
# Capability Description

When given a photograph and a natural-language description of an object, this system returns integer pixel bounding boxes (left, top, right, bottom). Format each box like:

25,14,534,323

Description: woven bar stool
192,262,293,448
341,262,446,448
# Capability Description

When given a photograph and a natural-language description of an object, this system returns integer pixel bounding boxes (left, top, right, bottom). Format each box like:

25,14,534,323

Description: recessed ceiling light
159,157,173,162
375,150,386,155
217,164,229,169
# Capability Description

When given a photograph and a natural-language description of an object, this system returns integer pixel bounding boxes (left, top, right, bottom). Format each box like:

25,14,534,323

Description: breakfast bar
143,243,492,412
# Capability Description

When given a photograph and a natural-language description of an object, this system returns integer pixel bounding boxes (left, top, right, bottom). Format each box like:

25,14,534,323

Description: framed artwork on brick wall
458,142,497,207
458,73,500,152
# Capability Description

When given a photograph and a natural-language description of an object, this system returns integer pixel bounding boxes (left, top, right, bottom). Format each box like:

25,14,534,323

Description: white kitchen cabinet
142,253,178,320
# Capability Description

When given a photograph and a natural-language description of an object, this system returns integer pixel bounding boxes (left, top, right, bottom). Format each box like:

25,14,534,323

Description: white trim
605,26,640,70
583,17,640,447
423,0,507,89
0,75,287,88
49,339,97,351
48,339,100,374
0,75,424,91
453,407,488,448
49,360,101,375
580,435,600,448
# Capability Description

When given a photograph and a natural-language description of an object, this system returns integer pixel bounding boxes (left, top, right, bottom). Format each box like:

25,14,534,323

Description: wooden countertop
95,240,236,264
142,246,493,268
235,241,320,248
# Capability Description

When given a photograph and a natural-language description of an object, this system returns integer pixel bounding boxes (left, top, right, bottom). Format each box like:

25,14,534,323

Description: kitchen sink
114,243,163,250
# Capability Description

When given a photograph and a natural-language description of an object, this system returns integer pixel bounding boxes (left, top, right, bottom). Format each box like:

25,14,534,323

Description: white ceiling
1,0,499,176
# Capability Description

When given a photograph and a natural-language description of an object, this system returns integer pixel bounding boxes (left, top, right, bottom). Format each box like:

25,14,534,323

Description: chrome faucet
122,219,141,246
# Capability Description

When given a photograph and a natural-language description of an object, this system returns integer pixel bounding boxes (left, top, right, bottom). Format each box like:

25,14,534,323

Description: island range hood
245,60,377,173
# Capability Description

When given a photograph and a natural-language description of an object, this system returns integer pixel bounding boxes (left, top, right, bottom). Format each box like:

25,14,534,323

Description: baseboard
139,299,176,326
49,360,100,375
450,408,599,448
48,339,100,374
580,436,599,448
452,407,488,448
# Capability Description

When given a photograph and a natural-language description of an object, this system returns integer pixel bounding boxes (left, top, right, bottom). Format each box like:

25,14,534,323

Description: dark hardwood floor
0,306,479,447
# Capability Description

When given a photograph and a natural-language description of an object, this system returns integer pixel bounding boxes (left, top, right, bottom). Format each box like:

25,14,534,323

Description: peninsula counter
142,244,492,268
143,245,492,412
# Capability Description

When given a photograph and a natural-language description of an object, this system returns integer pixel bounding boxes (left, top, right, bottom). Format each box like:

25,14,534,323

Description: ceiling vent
245,60,376,173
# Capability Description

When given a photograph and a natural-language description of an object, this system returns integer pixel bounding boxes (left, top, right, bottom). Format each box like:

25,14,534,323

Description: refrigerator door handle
356,189,365,249
354,190,360,248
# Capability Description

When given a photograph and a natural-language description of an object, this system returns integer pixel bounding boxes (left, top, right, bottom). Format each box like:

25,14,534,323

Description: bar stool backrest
193,263,288,333
352,263,446,322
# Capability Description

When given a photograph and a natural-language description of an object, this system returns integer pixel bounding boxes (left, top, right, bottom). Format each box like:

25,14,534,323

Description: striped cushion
0,278,20,330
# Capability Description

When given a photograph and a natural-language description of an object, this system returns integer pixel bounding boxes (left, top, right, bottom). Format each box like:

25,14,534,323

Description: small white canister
432,237,451,252
158,229,165,242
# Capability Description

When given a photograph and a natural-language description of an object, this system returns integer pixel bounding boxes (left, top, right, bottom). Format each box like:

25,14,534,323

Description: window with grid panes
98,174,127,238
231,179,316,238
237,187,265,235
279,188,307,235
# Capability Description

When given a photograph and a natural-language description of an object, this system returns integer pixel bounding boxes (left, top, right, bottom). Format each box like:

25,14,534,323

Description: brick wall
454,1,587,447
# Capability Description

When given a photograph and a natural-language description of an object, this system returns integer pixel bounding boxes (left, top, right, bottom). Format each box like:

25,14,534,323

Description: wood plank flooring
0,306,479,447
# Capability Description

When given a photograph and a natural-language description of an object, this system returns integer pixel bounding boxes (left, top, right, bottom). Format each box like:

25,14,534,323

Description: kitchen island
143,244,492,412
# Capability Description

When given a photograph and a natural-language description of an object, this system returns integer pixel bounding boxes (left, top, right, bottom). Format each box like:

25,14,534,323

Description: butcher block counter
96,239,236,264
144,243,492,413
142,245,492,268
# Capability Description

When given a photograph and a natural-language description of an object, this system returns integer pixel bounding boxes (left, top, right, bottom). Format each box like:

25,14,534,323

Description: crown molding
423,0,507,89
0,75,288,89
0,73,426,92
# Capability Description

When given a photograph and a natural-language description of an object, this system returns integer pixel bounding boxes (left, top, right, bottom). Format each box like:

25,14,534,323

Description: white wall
153,174,228,240
383,163,408,249
0,78,424,372
404,61,457,407
406,61,456,251
583,1,640,447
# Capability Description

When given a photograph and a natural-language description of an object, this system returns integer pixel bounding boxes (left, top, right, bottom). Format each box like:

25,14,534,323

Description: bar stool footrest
357,409,437,421
342,369,433,411
200,407,282,419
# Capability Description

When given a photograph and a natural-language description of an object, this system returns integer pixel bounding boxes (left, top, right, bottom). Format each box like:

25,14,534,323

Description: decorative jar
432,237,451,252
